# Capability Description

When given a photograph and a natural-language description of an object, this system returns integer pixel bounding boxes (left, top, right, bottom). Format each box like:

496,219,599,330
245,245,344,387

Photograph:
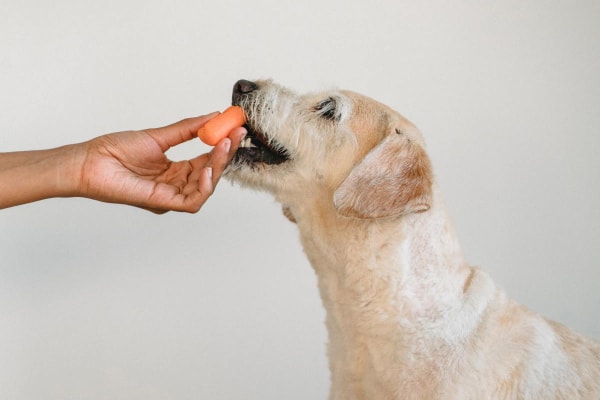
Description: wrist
55,142,87,198
0,144,85,209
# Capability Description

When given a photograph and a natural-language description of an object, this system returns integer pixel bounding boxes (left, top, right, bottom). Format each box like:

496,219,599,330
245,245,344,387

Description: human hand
76,114,245,213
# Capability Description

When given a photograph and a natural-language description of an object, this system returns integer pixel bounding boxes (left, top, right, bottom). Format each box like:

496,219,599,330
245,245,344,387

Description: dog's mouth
234,121,290,165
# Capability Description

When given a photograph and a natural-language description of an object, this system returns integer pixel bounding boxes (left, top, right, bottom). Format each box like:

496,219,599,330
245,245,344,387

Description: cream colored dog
226,79,600,400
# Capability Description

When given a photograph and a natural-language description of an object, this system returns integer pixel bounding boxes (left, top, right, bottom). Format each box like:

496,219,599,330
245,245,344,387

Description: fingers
176,167,216,213
198,166,215,202
188,126,245,186
141,175,212,214
146,113,219,151
160,127,245,213
140,124,247,214
208,127,246,185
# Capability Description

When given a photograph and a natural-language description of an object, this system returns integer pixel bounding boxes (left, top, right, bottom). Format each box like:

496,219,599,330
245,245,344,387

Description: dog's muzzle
231,79,290,166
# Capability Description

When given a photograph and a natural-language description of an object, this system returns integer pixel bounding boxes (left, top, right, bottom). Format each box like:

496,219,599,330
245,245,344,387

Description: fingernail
206,167,213,179
222,138,231,152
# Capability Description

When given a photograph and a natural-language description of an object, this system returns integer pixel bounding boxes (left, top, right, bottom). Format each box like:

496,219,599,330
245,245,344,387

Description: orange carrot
198,106,247,146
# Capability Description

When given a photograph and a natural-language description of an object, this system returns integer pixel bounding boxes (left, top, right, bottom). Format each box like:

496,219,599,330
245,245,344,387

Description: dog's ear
333,129,433,219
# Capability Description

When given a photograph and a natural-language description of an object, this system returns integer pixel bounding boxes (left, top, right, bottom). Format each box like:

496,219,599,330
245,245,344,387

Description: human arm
0,114,245,212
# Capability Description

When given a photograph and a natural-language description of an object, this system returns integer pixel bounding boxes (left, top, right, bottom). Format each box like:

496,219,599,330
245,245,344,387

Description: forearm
0,145,83,209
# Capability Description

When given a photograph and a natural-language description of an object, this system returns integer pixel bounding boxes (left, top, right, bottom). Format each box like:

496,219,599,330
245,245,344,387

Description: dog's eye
314,97,339,121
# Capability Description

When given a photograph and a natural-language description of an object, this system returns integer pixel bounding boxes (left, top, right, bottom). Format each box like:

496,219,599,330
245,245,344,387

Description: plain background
1,1,599,399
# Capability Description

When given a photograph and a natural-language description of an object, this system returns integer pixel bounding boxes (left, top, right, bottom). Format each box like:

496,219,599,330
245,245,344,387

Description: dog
225,79,600,400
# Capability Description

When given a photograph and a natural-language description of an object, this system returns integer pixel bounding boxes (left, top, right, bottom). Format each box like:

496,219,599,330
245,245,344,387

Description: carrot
198,106,247,146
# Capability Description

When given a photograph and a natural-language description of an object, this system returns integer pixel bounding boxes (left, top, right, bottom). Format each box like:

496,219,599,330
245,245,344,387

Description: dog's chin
232,123,290,166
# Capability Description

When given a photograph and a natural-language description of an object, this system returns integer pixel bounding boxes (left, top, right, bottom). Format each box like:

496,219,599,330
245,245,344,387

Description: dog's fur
226,79,600,400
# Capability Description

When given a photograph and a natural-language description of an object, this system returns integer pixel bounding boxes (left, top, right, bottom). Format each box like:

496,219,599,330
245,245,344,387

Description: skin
0,113,246,213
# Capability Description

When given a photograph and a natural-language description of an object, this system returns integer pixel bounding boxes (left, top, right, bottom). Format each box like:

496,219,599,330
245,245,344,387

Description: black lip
233,121,290,165
231,80,290,166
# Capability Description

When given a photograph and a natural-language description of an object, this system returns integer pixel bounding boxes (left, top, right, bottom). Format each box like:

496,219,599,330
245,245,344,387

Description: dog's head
227,79,433,220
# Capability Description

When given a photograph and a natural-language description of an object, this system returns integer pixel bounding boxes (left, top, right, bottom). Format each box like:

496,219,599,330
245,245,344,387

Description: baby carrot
198,106,247,146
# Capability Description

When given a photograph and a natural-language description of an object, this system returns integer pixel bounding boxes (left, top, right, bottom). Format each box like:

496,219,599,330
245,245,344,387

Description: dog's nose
233,79,258,95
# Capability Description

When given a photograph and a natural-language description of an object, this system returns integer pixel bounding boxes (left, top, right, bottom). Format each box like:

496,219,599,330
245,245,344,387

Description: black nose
233,79,258,95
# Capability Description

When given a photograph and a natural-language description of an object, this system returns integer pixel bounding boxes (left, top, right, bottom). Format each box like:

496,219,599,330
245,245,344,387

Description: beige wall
1,1,599,398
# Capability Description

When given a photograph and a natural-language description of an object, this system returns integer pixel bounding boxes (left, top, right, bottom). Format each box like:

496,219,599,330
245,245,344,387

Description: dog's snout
234,79,258,95
232,79,258,105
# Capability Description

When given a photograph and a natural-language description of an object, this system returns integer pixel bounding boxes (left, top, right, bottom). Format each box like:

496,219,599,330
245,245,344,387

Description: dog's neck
284,185,487,386
290,184,471,320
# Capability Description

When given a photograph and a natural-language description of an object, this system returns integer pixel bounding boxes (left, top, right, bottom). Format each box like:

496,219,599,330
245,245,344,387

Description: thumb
146,113,219,151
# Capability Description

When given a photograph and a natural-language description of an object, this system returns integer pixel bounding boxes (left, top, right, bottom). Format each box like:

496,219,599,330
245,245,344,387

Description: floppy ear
333,130,433,219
